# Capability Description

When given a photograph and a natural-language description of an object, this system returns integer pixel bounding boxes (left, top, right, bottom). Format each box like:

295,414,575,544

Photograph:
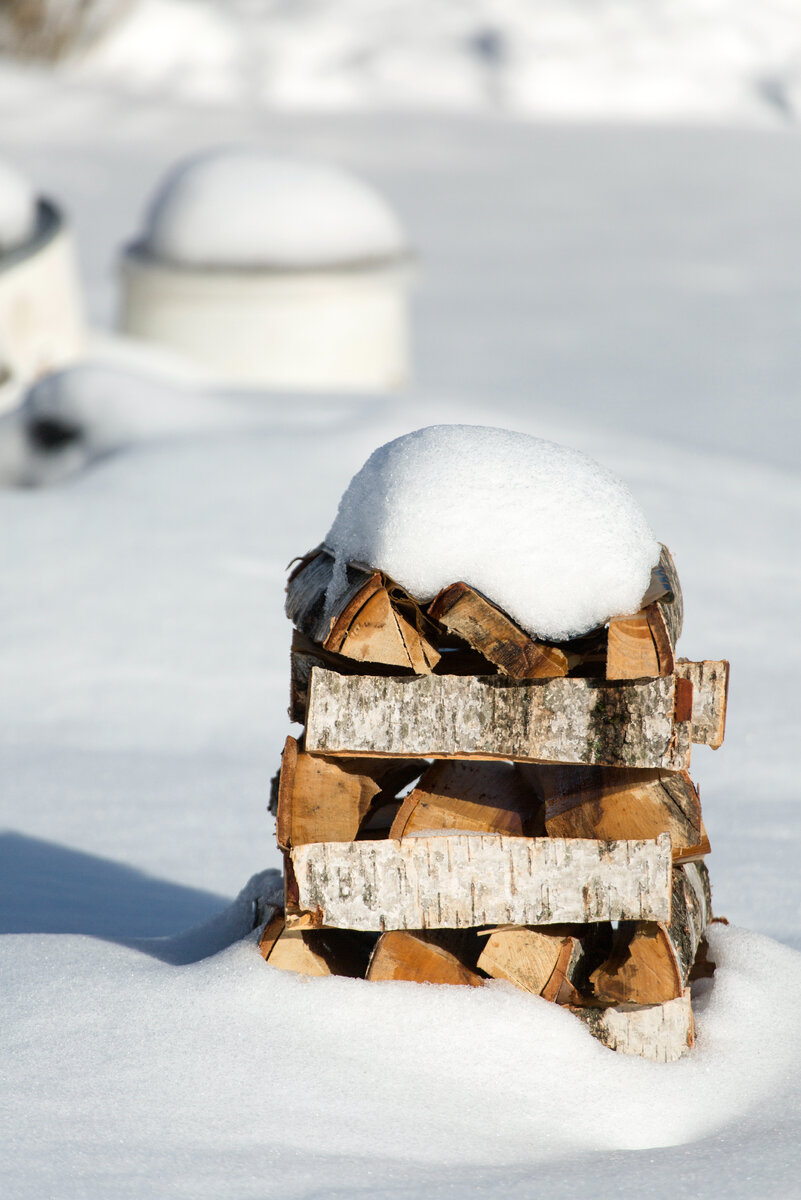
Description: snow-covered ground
2,46,801,1200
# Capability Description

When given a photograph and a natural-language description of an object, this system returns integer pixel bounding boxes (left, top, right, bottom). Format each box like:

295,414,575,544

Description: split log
477,925,601,1004
289,629,413,724
286,832,672,931
305,667,692,771
676,659,729,749
607,545,683,680
590,862,712,1005
572,990,694,1062
390,761,544,839
428,582,567,679
259,913,370,978
275,735,420,850
517,763,709,864
286,546,439,672
367,930,484,986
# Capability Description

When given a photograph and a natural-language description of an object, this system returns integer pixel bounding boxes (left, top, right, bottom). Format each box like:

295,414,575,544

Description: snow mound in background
139,147,407,269
326,425,660,640
0,158,36,254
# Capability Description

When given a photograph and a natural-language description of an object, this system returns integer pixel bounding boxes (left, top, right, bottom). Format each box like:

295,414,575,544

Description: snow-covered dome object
325,425,661,642
0,159,37,256
140,147,408,269
119,147,412,390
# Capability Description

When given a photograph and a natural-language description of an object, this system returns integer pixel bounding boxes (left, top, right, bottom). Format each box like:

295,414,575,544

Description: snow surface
2,49,801,1200
0,157,36,254
139,146,407,268
58,0,801,126
326,424,659,639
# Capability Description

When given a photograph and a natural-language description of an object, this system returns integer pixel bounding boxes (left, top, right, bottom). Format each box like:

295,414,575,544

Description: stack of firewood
259,543,729,1062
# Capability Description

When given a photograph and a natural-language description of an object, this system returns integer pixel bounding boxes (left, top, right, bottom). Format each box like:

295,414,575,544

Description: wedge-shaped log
258,912,370,978
287,833,672,931
676,659,729,749
305,667,692,771
477,925,599,1004
276,735,420,850
607,546,683,680
517,763,708,864
390,761,544,839
286,546,439,672
572,990,694,1062
367,930,484,986
590,862,712,1005
428,582,567,679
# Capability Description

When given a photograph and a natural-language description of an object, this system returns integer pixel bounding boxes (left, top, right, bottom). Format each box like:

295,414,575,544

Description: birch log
390,760,544,839
367,930,484,986
305,667,692,771
476,924,604,1004
607,545,683,680
676,659,730,749
259,914,371,978
573,991,694,1062
287,833,672,931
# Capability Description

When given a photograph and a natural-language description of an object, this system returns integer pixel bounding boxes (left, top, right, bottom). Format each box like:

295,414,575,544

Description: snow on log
676,659,729,749
287,832,672,931
518,763,708,864
427,581,568,678
305,667,693,771
590,862,712,1005
573,990,694,1062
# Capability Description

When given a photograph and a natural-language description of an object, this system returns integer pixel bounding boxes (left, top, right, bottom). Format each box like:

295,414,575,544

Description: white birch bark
573,990,694,1062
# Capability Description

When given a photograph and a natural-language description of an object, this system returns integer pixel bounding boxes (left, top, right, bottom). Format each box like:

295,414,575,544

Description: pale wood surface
477,925,584,1001
573,990,694,1062
367,930,484,986
428,582,568,679
607,546,683,680
676,659,729,749
260,917,370,978
390,760,544,839
305,667,692,771
288,833,672,931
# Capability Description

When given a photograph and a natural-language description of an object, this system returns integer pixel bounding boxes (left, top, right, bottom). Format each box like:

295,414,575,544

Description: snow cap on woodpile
325,425,660,641
138,146,407,270
0,158,37,255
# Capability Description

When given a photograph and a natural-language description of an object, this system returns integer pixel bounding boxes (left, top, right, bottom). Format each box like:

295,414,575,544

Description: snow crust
139,147,407,269
0,158,36,254
326,425,660,640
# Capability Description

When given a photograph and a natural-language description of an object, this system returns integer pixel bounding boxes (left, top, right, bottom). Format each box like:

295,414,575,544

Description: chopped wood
287,832,672,931
428,582,568,679
590,862,712,1005
477,925,587,1003
259,916,371,978
607,546,683,680
276,735,421,850
289,629,414,724
389,760,544,840
517,763,709,864
367,930,484,986
572,990,694,1062
675,659,730,749
305,667,692,771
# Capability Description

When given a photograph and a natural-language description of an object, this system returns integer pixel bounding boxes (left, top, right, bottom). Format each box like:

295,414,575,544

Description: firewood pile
260,542,729,1063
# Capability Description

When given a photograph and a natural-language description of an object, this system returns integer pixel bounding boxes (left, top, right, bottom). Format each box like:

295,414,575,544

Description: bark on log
367,930,484,986
590,862,712,1005
572,990,694,1062
427,582,568,679
289,630,414,724
389,760,544,840
676,659,729,749
305,667,692,771
517,763,709,864
259,914,371,978
276,735,421,850
287,833,672,931
477,925,600,1004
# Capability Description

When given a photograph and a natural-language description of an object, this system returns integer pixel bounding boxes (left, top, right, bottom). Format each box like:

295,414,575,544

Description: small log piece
275,735,420,850
607,546,683,680
517,763,709,864
367,930,484,986
477,925,599,1004
287,833,672,931
590,862,712,1005
428,582,568,679
573,990,694,1062
676,659,730,749
259,914,371,978
390,760,544,839
305,667,692,771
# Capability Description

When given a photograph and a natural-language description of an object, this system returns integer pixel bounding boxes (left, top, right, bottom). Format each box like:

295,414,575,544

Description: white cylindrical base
118,247,411,391
0,200,87,382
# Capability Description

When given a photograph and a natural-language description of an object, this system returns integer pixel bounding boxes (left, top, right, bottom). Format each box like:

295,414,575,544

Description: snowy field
2,32,801,1200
